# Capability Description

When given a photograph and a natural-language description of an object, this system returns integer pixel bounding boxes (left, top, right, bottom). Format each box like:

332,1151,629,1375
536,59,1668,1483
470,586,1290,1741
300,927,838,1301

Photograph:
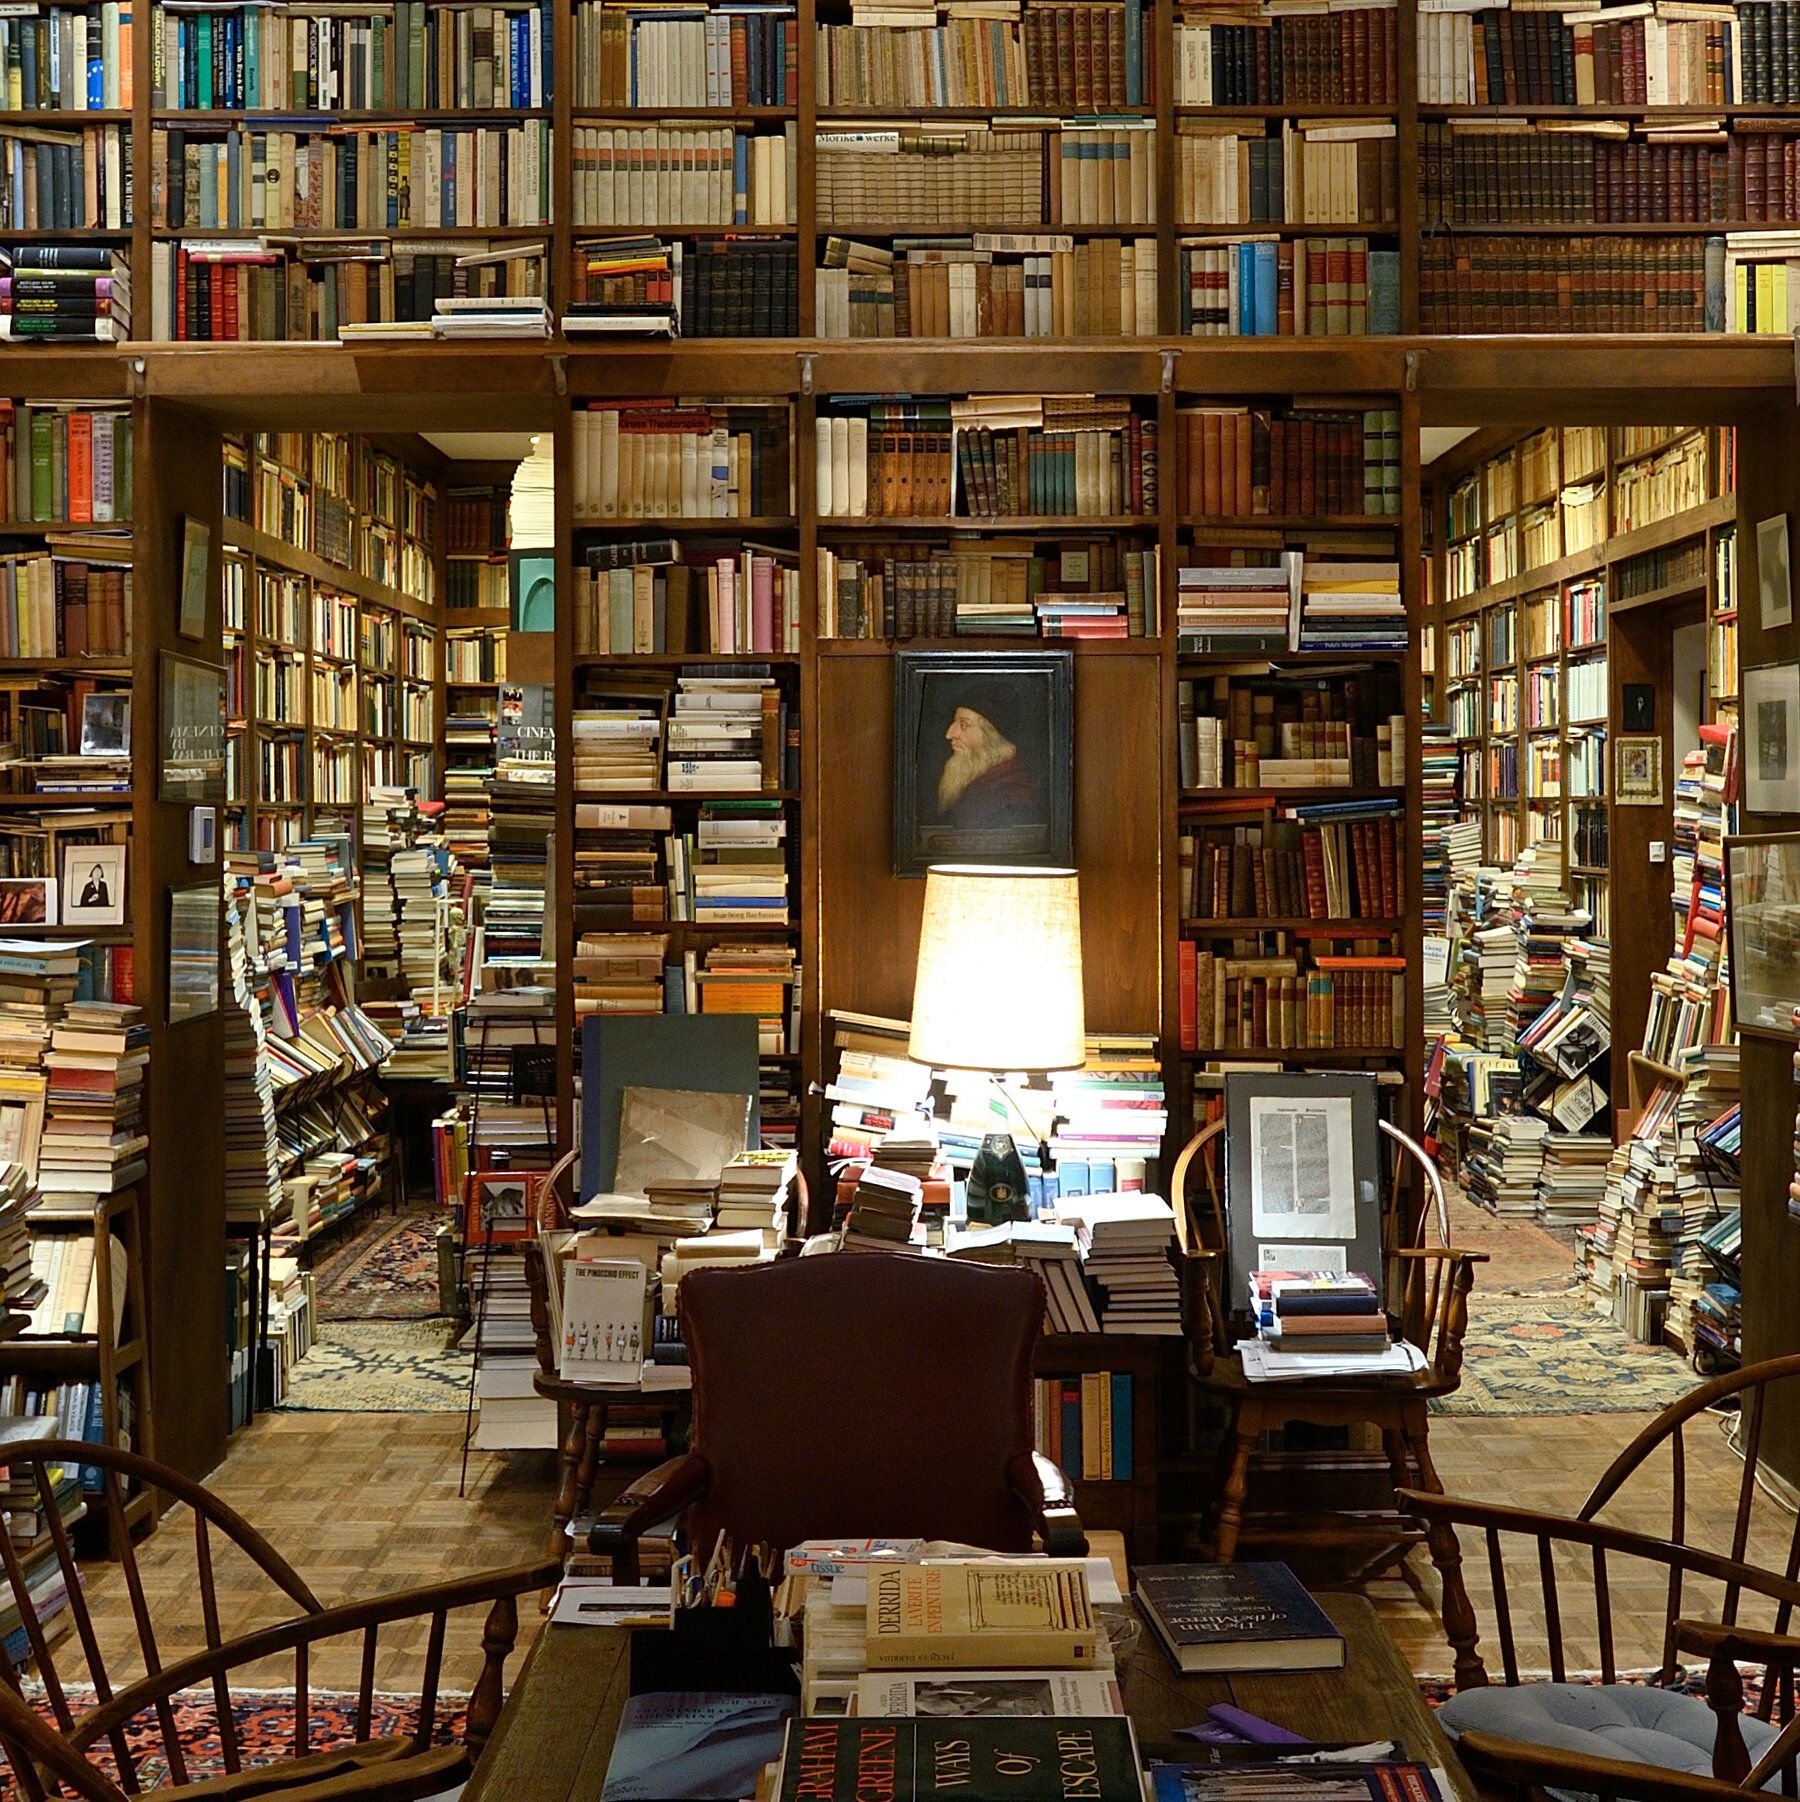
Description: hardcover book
864,1561,1099,1669
1133,1563,1344,1674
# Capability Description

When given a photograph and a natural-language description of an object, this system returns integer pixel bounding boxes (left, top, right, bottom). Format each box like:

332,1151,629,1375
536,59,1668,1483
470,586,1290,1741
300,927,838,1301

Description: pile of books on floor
1241,1269,1420,1381
1464,1111,1548,1218
483,767,555,970
1536,1133,1611,1228
1,247,130,343
222,891,283,1229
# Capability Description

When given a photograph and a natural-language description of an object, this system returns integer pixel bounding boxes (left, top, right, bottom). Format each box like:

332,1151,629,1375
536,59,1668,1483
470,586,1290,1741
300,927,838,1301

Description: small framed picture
159,653,227,803
469,1171,538,1243
1744,662,1800,815
80,692,130,758
60,843,126,927
179,516,211,640
1725,833,1800,1041
1759,514,1794,634
1616,735,1664,806
0,877,55,926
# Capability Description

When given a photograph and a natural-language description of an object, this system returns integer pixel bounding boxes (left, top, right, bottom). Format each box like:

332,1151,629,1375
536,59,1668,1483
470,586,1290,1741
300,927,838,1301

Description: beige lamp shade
908,865,1085,1072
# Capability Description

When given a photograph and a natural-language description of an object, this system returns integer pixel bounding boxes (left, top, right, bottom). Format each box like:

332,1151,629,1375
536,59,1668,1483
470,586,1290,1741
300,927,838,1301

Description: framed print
60,843,125,927
80,692,130,758
1745,662,1800,814
892,650,1074,877
1725,833,1800,1041
1759,514,1794,633
178,516,211,640
468,1170,539,1244
0,878,54,926
1616,734,1664,806
159,653,227,803
166,883,220,1024
0,1072,48,1181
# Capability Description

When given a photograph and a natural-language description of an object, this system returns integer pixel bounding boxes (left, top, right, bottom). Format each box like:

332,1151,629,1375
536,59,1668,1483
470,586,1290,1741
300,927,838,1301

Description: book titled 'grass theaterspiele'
865,1562,1099,1669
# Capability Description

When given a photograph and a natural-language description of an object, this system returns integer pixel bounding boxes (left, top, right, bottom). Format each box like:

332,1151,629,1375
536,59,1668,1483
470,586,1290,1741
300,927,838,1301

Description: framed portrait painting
892,651,1074,877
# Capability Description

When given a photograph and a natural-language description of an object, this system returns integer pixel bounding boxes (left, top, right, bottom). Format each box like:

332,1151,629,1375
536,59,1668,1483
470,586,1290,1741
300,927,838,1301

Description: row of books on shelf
1177,405,1402,519
817,538,1158,640
576,3,797,107
0,400,133,524
1417,0,1800,107
571,934,796,1046
1175,123,1396,230
1175,4,1399,105
1,2,132,110
573,541,800,656
1176,554,1404,652
1180,236,1399,338
0,126,130,235
570,401,790,522
1182,711,1404,792
573,123,795,227
1032,1372,1135,1482
567,236,798,339
1178,807,1403,920
0,542,131,660
572,674,795,795
151,0,554,111
815,396,1156,520
1176,946,1405,1052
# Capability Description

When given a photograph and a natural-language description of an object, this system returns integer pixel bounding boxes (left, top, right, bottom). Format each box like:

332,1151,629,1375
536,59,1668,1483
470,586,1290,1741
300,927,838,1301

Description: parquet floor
61,1193,1790,1699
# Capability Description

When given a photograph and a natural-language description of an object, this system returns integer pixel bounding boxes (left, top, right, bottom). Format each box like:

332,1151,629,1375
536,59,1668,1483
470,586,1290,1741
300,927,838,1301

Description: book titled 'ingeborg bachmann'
777,1718,1144,1802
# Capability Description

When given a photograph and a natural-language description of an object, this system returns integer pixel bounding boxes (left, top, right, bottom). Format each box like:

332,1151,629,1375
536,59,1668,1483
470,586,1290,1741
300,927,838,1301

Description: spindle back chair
0,1439,557,1800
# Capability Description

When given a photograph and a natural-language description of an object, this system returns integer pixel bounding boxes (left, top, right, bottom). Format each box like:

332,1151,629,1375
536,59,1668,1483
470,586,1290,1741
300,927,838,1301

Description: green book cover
51,412,67,522
197,11,212,107
777,1719,1141,1802
28,411,52,522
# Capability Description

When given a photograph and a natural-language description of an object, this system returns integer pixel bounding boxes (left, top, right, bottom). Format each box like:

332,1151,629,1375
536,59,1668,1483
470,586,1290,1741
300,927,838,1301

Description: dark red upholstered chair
590,1254,1086,1580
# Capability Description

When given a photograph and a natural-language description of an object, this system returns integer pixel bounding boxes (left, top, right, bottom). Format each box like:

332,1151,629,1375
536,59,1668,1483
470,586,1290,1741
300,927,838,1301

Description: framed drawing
1725,832,1800,1042
1759,514,1793,634
1744,663,1800,815
179,516,211,640
60,843,126,927
891,650,1074,877
0,878,54,926
159,653,227,803
1616,734,1664,806
167,882,220,1023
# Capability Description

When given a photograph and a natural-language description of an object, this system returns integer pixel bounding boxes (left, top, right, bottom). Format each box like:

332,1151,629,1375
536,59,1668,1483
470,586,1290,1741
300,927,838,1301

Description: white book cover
559,1258,649,1384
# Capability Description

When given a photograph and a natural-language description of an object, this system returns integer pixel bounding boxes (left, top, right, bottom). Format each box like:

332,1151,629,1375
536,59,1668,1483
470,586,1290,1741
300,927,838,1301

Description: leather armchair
591,1255,1088,1581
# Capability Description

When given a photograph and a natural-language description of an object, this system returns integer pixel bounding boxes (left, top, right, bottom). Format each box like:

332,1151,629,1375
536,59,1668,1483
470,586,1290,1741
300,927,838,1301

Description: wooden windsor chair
1171,1113,1485,1568
1401,1353,1800,1802
0,1439,558,1801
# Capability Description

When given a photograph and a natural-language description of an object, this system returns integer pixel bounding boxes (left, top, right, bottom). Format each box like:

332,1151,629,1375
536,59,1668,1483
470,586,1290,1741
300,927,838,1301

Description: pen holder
629,1602,800,1698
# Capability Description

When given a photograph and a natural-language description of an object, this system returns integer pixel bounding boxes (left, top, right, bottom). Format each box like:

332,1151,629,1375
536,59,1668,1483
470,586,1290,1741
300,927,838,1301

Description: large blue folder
579,1014,762,1201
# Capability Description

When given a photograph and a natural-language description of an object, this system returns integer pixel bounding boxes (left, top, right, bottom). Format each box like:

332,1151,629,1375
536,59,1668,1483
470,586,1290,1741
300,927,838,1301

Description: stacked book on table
1240,1270,1423,1380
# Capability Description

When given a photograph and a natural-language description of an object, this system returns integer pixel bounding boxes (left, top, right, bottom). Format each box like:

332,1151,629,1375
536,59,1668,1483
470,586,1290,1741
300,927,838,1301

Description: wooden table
464,1592,1472,1802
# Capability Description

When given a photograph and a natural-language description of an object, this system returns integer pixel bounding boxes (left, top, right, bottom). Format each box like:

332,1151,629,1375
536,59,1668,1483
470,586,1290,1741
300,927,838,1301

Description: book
599,1692,796,1802
776,1718,1143,1802
855,1669,1126,1718
1133,1563,1345,1675
1150,1762,1444,1802
864,1561,1101,1670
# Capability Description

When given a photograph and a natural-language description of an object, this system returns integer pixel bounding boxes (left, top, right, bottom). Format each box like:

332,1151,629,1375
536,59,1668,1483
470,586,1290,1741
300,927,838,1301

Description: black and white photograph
60,843,127,927
1744,663,1800,813
1759,513,1793,633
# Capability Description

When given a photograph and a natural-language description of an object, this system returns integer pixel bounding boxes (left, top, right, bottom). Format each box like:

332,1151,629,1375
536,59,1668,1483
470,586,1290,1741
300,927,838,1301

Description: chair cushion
1439,1681,1784,1780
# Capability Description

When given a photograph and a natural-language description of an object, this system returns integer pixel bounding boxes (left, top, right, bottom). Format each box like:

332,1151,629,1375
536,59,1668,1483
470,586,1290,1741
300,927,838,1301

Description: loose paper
1247,1096,1355,1241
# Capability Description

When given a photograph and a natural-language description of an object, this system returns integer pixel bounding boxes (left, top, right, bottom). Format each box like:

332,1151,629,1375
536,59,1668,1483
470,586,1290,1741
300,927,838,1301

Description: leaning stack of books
0,1162,40,1321
1,247,131,342
37,1002,148,1212
1054,1192,1182,1334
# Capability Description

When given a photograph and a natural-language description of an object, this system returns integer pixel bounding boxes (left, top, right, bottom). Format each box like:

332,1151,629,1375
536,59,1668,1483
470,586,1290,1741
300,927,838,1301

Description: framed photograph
80,692,130,758
159,653,227,803
178,516,211,640
0,1072,48,1181
1616,734,1664,806
1745,662,1800,814
0,877,55,926
166,882,220,1024
1759,514,1794,633
1725,833,1800,1042
891,650,1074,877
60,843,125,927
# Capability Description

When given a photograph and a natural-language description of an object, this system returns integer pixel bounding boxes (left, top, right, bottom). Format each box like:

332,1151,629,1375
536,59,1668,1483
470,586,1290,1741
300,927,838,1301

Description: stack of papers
1239,1340,1427,1383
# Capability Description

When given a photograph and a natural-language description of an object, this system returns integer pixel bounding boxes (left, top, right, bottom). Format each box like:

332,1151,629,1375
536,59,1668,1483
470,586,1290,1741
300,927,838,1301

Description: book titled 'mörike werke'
777,1717,1142,1802
864,1562,1099,1669
1134,1563,1344,1674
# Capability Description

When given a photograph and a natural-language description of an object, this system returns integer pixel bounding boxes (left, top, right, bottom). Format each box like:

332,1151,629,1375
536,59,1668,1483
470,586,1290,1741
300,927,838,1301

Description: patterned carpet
1433,1290,1699,1417
276,1321,473,1413
1,1688,468,1797
314,1204,450,1322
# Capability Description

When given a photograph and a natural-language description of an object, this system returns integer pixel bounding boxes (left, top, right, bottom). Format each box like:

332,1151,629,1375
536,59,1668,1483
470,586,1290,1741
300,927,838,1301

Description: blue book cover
1368,250,1401,335
1236,245,1254,337
1111,1372,1132,1481
1059,1159,1090,1198
601,1693,795,1802
1252,241,1278,335
1089,1157,1115,1193
1060,1380,1082,1478
1124,0,1142,102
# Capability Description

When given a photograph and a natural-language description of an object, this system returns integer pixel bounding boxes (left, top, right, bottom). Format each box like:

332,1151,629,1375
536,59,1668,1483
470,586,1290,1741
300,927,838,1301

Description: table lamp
908,865,1085,1223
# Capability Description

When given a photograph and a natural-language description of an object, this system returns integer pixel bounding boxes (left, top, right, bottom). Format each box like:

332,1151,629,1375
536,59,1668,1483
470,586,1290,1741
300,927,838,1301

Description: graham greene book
777,1717,1142,1802
1133,1563,1344,1674
864,1561,1100,1669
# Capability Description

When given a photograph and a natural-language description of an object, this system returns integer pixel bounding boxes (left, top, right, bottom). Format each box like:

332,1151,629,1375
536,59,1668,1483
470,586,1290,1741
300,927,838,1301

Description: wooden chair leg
1402,1406,1487,1691
573,1402,605,1523
467,1591,520,1763
549,1400,585,1563
1382,1425,1414,1495
1214,1406,1260,1562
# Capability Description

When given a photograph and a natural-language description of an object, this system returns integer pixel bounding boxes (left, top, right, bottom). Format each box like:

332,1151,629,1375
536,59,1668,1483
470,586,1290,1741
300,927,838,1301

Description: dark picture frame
1724,831,1800,1044
167,882,221,1024
159,652,227,803
891,650,1074,877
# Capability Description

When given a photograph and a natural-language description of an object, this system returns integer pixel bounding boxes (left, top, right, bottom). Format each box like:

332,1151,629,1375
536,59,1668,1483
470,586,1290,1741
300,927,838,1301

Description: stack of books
1054,1192,1181,1334
1240,1270,1423,1380
841,1165,925,1252
1175,559,1297,653
1296,560,1406,651
482,768,555,969
715,1150,798,1250
944,1219,1097,1330
1463,1111,1548,1218
666,673,784,793
0,1162,40,1321
1536,1133,1611,1229
37,1002,148,1209
222,890,283,1229
673,801,790,926
1,247,130,343
564,237,680,337
572,703,662,794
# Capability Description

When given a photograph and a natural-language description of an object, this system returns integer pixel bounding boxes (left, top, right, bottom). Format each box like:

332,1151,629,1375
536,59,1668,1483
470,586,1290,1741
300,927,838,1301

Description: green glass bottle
966,1132,1031,1224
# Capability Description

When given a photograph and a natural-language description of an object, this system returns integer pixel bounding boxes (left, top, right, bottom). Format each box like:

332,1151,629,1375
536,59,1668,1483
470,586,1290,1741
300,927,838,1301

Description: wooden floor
64,1197,1784,1699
